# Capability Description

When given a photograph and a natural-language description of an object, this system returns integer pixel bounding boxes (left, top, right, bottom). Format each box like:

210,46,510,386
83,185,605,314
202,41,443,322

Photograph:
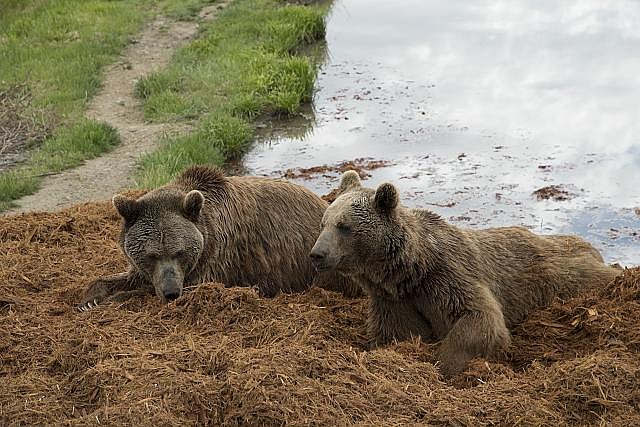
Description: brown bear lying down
310,171,620,377
78,166,359,310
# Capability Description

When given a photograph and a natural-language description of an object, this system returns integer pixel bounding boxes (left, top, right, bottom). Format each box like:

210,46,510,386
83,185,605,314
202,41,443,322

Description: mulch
1,201,639,425
282,158,391,181
533,185,573,201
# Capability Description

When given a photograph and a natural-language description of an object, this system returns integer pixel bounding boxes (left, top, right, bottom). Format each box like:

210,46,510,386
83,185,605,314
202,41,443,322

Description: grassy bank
0,0,215,211
134,0,327,188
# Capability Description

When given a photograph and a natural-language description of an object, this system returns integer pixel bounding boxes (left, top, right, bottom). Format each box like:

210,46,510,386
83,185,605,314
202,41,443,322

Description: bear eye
145,254,159,263
336,222,351,233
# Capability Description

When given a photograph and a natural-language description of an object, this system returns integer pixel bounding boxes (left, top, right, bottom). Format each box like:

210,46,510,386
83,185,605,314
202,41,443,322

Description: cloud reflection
243,0,640,264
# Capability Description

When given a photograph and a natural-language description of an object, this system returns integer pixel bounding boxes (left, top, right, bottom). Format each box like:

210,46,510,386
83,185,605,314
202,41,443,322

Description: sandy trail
6,3,229,215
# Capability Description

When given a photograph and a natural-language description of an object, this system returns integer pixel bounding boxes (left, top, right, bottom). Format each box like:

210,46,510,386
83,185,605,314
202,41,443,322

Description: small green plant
160,0,218,21
136,112,252,188
31,119,120,172
135,72,185,100
0,171,39,212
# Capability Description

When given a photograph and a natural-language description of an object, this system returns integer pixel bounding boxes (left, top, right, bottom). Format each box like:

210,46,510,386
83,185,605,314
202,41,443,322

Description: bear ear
112,194,139,222
339,170,362,194
183,190,205,221
374,182,399,214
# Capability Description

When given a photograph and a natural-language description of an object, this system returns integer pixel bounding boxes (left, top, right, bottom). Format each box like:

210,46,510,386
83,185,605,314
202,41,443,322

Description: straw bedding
1,201,638,425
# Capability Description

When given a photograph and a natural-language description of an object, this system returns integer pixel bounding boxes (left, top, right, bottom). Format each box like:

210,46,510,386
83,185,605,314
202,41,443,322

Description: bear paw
77,297,102,312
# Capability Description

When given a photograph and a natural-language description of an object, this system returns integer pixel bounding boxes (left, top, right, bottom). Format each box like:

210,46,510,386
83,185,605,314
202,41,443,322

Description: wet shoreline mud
242,0,640,265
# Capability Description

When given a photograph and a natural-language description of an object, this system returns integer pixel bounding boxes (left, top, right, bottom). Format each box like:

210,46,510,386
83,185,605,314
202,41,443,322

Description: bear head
112,188,205,303
310,170,403,276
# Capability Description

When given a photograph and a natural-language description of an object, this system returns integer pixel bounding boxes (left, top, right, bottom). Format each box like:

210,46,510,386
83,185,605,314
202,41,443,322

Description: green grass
1,0,151,119
138,113,252,188
0,0,216,210
134,0,327,188
0,120,119,211
30,119,121,172
0,0,217,120
160,0,220,21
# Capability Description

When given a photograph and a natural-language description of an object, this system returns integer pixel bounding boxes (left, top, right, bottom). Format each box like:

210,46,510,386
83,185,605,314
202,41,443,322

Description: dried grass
0,85,53,171
1,202,638,425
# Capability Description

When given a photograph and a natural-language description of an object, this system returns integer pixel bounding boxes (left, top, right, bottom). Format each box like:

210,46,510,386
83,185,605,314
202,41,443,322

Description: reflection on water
243,0,640,265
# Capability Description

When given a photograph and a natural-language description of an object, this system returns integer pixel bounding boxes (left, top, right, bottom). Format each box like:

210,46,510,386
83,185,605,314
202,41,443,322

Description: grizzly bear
78,166,359,310
310,171,620,377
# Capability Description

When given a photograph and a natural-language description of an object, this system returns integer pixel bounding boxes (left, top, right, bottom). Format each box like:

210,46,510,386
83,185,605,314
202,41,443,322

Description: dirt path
6,3,229,215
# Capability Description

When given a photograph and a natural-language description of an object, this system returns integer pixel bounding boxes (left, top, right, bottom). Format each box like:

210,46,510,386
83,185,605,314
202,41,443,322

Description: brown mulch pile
283,158,391,203
282,158,391,181
1,202,639,425
533,185,573,201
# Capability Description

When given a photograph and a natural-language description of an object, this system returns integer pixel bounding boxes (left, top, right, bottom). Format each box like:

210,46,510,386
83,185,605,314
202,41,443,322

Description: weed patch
0,84,54,172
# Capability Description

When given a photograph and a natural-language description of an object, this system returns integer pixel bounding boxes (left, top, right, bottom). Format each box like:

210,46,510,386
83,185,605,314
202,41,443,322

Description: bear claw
77,299,99,312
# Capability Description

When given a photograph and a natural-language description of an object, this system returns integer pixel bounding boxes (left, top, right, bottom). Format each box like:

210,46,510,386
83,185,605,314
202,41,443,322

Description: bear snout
310,249,327,261
310,248,330,271
157,265,183,303
163,290,181,301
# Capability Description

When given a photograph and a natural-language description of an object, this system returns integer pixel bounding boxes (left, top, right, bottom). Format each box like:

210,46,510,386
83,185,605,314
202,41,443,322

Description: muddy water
242,0,640,265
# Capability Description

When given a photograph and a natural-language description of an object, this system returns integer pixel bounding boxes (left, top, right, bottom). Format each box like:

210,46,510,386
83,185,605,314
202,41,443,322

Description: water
242,0,640,265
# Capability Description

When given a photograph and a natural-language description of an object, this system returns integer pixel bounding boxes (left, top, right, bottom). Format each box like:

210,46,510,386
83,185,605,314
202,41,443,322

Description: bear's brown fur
79,166,359,309
310,171,620,377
